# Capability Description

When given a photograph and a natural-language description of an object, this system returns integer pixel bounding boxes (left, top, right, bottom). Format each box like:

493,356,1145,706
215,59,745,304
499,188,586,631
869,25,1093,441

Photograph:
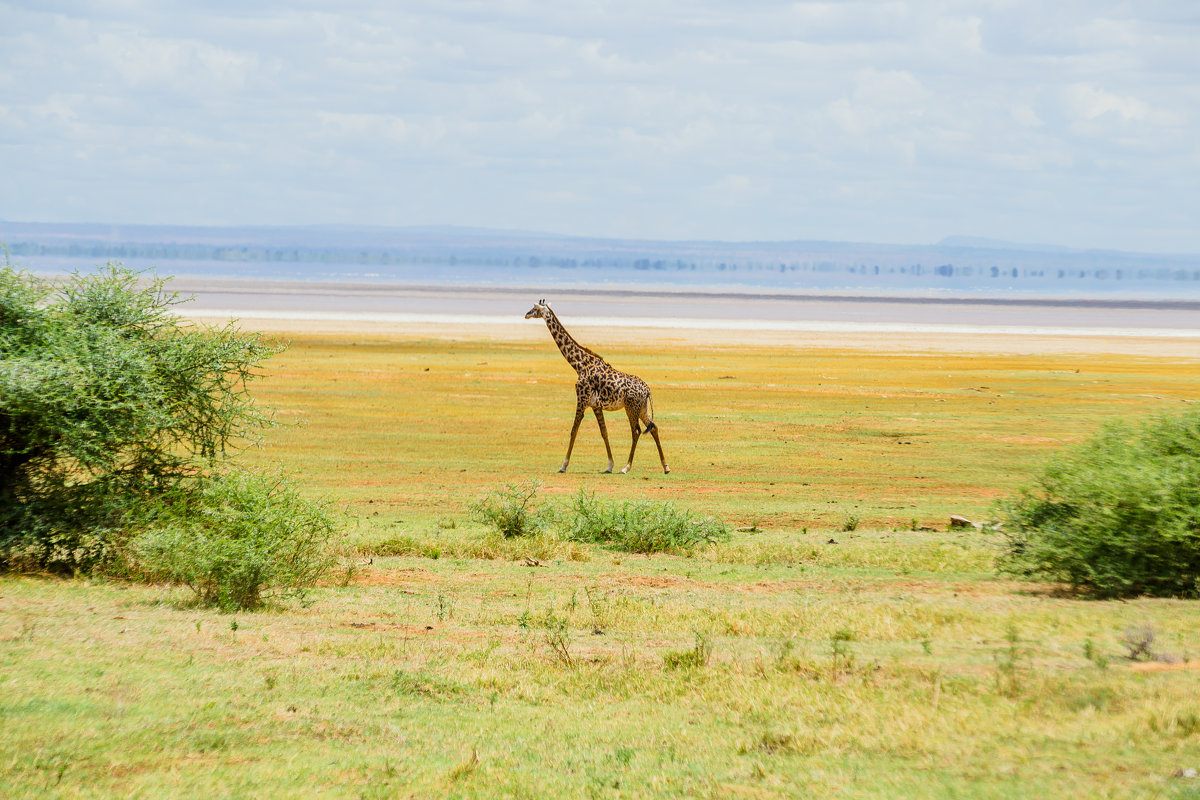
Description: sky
2,1,1199,252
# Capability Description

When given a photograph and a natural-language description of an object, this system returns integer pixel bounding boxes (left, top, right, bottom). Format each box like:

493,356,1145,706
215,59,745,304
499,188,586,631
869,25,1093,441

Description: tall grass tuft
468,480,546,538
559,490,730,554
663,631,712,670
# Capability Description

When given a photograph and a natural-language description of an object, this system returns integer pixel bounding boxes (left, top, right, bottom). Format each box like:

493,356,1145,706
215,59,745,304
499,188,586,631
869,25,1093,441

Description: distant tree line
7,241,1200,283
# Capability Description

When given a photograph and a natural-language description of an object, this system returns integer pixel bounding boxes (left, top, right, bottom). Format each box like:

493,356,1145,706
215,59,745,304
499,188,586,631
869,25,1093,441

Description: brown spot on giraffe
524,300,670,474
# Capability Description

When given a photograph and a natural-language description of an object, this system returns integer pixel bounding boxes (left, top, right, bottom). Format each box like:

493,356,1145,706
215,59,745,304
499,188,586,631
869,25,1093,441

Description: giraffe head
524,299,551,320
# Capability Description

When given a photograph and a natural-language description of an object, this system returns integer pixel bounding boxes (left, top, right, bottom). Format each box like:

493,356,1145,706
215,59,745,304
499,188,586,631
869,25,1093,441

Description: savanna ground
4,320,1200,799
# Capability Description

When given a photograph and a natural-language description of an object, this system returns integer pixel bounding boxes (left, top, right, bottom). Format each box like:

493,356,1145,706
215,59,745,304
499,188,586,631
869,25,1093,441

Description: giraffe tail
644,396,657,432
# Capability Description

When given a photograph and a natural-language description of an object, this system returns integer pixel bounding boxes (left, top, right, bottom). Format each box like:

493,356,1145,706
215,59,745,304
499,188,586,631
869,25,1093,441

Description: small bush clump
995,408,1200,598
560,489,730,554
130,469,337,610
468,480,546,538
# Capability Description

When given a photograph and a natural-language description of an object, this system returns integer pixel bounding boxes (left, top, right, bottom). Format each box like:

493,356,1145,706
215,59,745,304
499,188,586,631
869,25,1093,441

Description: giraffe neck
543,309,602,373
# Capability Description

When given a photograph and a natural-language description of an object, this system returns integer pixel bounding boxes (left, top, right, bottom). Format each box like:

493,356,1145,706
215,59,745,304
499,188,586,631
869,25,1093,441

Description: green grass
3,331,1200,798
4,560,1199,798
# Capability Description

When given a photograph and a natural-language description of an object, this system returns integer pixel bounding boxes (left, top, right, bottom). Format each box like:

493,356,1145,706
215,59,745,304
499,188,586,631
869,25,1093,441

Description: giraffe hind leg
641,405,669,474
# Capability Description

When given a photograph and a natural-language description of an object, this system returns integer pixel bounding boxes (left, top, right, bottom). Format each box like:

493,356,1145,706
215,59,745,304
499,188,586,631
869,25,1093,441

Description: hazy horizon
8,218,1200,301
4,218,1200,258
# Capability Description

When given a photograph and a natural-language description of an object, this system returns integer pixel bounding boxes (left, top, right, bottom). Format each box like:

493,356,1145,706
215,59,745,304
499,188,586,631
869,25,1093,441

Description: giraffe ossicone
524,300,670,475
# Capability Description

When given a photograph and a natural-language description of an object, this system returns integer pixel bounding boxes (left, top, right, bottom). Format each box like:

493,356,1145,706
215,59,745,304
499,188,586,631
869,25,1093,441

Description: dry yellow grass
239,323,1200,533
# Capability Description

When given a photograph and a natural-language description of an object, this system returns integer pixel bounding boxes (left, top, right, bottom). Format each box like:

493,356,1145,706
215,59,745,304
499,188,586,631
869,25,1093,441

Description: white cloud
1066,83,1153,122
82,30,257,93
1,1,1198,251
700,173,763,208
317,111,410,143
1010,105,1044,128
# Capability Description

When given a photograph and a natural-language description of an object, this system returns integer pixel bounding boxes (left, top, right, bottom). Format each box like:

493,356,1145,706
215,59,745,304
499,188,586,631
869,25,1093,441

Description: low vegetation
558,488,730,553
129,469,338,610
468,479,546,538
469,482,729,554
997,407,1200,598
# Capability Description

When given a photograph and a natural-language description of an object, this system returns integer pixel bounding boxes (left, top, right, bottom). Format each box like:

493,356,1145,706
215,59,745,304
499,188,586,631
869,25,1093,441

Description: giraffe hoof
558,466,568,474
663,466,671,474
619,466,630,474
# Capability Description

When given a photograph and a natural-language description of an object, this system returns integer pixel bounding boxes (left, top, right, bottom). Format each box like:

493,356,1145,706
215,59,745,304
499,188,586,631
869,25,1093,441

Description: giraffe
524,300,670,474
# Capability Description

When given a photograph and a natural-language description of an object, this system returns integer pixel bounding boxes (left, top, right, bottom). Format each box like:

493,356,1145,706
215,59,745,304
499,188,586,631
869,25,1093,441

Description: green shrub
130,469,337,610
1,263,280,574
560,489,730,554
469,480,545,538
995,408,1200,598
0,263,337,608
0,478,137,574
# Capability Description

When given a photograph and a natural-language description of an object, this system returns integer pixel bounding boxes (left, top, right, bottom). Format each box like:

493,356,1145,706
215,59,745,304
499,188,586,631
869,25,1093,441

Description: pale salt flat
178,308,1200,340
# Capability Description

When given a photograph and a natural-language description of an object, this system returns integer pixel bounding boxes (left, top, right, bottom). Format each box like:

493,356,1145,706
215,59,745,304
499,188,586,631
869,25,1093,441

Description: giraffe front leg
594,407,615,473
560,404,586,473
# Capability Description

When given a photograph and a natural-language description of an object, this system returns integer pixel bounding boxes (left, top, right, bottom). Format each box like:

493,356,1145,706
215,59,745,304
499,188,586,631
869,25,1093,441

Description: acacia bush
0,263,336,606
995,407,1200,598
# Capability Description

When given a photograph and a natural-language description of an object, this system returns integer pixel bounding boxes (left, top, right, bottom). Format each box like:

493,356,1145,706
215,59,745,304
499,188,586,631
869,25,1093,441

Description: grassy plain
4,323,1200,798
